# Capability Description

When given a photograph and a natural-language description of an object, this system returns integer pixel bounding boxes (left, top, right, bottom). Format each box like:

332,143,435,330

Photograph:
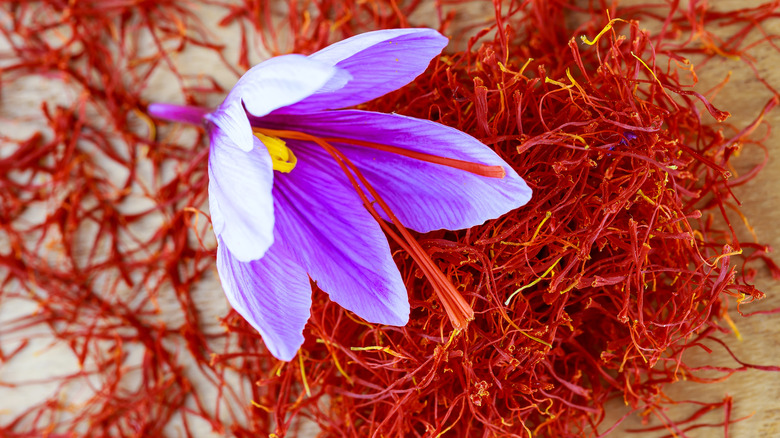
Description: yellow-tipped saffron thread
505,256,562,306
579,15,628,46
721,311,743,341
255,127,483,329
298,351,311,397
319,136,506,178
315,339,354,384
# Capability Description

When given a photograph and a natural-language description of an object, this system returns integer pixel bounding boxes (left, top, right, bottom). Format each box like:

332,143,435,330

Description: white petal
228,54,342,117
208,134,274,262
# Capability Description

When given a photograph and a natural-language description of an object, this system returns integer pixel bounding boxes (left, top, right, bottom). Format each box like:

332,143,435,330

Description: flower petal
207,54,343,152
216,239,311,361
279,29,448,113
258,110,532,233
206,100,256,152
228,54,342,117
208,134,274,262
272,142,409,326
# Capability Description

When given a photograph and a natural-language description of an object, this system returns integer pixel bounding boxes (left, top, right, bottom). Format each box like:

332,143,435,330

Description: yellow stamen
255,132,297,173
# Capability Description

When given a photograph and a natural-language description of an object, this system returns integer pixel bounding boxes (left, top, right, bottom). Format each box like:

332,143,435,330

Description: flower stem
147,103,211,126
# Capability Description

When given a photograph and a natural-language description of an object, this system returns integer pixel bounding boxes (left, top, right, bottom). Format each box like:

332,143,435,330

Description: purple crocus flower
149,28,531,361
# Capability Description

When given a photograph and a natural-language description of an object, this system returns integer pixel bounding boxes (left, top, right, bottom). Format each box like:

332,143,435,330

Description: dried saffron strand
256,127,475,329
318,135,506,178
0,0,248,435
253,129,506,178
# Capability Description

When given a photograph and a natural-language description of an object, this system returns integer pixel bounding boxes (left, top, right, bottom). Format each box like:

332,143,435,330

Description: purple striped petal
208,134,274,262
258,110,532,233
225,54,341,117
216,238,311,361
272,141,409,326
207,54,342,152
278,29,448,113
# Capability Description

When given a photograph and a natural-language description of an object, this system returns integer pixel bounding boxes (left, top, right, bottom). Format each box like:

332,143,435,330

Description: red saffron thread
317,135,506,178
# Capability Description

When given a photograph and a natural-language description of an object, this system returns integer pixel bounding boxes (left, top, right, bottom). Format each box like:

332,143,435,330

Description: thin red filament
317,135,506,178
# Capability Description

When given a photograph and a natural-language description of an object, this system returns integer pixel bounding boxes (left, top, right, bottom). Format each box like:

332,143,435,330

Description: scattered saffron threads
2,1,780,437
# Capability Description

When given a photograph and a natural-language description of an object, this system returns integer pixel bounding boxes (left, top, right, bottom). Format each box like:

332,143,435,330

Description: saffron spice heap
1,1,778,437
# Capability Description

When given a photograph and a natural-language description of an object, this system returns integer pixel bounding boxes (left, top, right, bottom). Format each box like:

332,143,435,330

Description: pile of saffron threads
1,1,779,437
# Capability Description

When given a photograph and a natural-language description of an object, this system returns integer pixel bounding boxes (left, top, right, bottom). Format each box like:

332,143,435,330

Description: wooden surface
1,1,779,437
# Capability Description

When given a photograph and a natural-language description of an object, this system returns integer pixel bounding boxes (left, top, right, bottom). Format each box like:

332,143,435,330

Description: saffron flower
149,28,531,361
